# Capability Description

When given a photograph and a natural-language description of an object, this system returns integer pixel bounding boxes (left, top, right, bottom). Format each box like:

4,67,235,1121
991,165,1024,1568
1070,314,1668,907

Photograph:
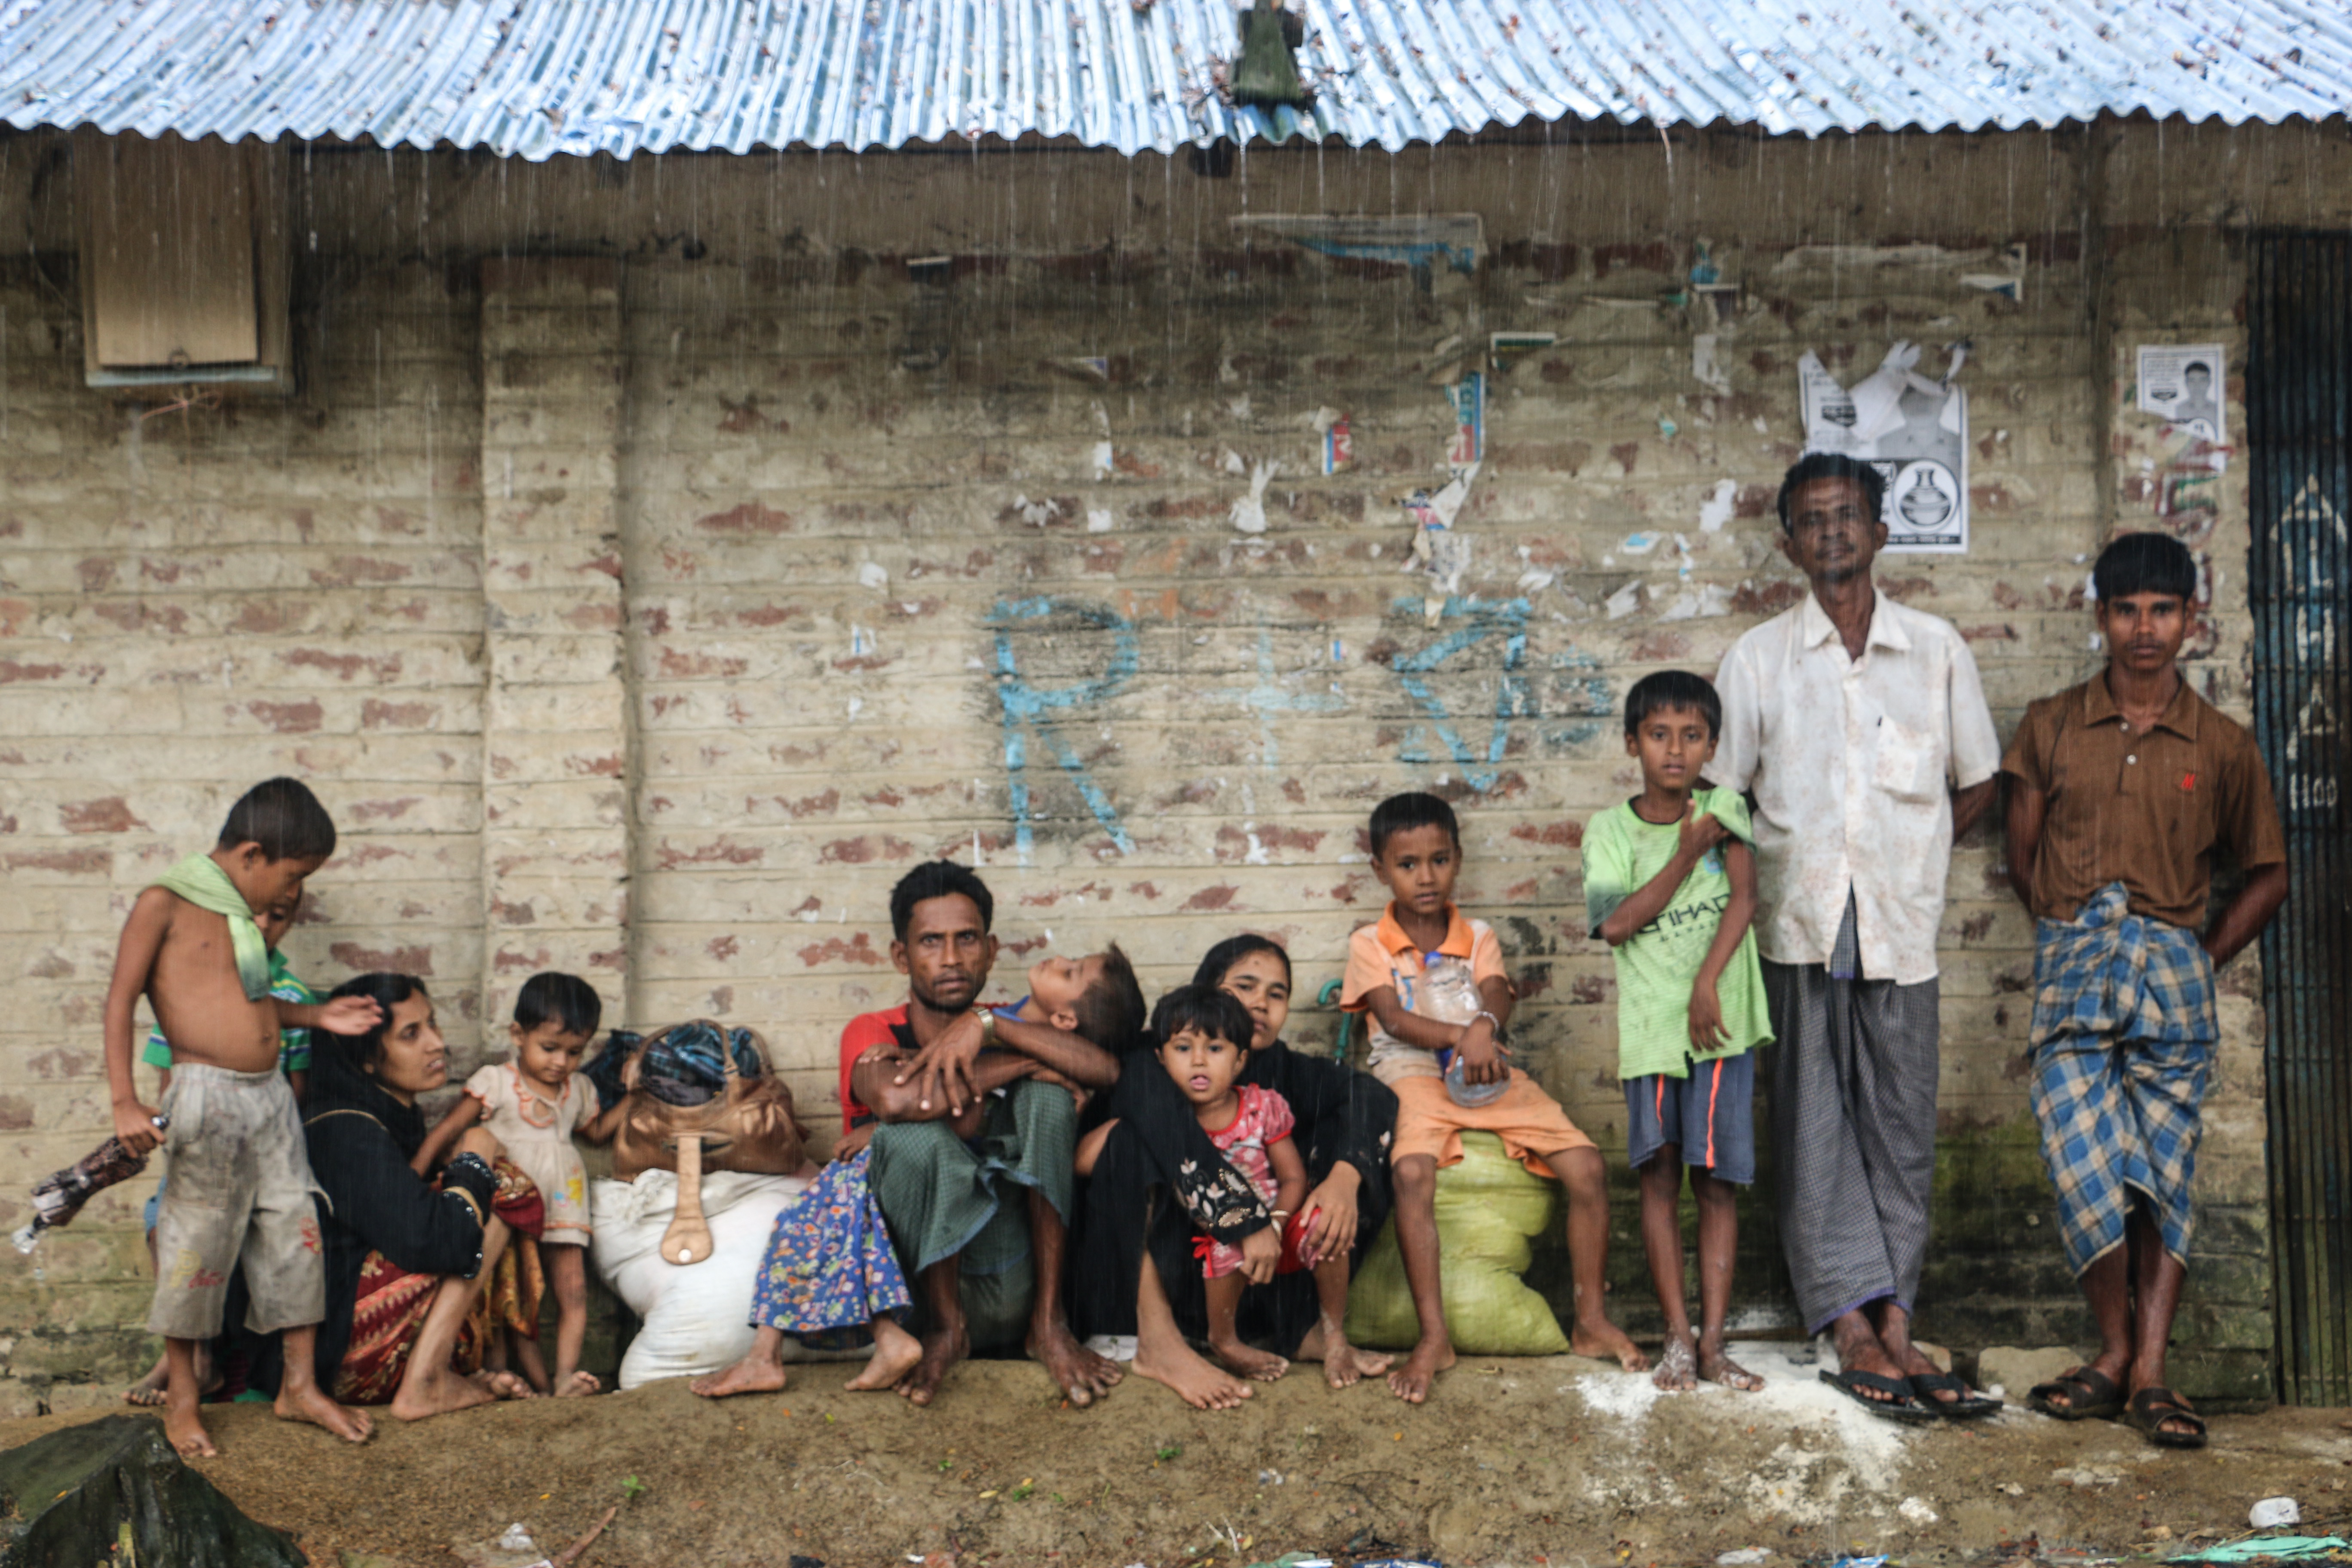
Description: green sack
1343,1131,1569,1356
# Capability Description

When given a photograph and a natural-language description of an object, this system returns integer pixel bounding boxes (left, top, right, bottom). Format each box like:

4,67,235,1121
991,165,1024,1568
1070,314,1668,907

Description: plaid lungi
2029,881,2218,1277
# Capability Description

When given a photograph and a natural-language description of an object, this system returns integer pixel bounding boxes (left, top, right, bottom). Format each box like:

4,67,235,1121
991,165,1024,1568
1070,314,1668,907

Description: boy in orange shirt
1341,791,1644,1402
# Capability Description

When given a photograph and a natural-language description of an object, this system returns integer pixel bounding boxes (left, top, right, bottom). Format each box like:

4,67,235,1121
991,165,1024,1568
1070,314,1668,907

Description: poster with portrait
1797,344,1969,554
2137,345,2226,442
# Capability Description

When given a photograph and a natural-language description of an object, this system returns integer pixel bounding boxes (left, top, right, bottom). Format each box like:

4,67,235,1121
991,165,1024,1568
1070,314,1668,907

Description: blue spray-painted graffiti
1218,627,1347,766
989,596,1139,858
1387,596,1535,793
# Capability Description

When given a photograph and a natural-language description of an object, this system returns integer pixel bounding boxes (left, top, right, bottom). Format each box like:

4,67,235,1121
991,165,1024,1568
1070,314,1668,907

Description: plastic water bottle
1419,956,1507,1108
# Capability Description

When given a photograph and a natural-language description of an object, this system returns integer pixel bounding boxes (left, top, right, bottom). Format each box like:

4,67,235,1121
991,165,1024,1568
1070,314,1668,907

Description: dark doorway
2247,234,2352,1405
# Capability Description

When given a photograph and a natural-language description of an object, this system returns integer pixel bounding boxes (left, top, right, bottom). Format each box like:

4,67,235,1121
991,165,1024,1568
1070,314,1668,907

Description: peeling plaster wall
0,116,2335,1409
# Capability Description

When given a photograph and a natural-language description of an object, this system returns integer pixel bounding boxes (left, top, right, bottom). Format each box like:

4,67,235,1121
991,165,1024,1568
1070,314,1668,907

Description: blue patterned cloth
582,1022,768,1114
747,1148,910,1341
2029,881,2218,1277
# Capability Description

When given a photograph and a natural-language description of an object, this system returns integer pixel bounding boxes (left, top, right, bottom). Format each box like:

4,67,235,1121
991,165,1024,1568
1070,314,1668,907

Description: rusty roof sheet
0,0,2346,160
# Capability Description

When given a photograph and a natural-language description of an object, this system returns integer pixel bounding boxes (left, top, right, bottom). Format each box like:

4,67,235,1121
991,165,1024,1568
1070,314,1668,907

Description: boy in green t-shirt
1583,671,1773,1394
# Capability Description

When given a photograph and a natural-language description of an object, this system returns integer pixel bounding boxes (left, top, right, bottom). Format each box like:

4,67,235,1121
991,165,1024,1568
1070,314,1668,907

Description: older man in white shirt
1713,453,2002,1422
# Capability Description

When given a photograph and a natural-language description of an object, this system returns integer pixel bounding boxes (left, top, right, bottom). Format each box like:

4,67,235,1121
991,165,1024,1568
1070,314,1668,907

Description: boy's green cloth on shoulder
141,949,316,1075
1582,784,1773,1079
150,852,272,999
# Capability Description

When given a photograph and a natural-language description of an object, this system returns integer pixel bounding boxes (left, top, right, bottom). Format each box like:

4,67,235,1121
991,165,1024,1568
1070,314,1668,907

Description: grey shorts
147,1065,325,1341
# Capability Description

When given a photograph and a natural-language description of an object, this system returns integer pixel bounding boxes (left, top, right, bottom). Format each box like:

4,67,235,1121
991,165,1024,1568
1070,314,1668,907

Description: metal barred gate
2247,234,2352,1406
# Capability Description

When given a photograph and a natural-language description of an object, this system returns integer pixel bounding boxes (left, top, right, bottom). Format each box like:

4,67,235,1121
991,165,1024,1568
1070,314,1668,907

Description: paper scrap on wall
2137,344,2226,442
1446,374,1484,469
1798,341,1969,554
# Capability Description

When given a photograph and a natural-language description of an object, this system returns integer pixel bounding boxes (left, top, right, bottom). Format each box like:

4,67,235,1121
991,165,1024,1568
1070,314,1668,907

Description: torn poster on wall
2137,344,2226,443
1798,341,1969,554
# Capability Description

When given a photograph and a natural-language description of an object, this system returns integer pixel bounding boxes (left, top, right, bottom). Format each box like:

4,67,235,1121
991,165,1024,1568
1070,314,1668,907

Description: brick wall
0,118,2337,1409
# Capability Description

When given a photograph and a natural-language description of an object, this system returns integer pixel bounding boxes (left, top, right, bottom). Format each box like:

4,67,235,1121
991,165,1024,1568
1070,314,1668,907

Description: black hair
217,777,337,863
1775,452,1886,535
323,972,429,1074
1191,934,1292,992
1368,791,1460,859
2092,532,2198,605
1071,943,1147,1056
514,971,603,1039
888,860,994,942
1623,670,1723,739
1148,985,1258,1057
2183,360,2213,377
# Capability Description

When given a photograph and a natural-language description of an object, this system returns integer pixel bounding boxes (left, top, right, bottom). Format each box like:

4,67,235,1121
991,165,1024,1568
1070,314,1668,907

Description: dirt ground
7,1344,2352,1568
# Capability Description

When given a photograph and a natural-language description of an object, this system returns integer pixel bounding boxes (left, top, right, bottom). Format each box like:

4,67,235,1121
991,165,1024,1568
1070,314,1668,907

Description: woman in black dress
1075,935,1398,1408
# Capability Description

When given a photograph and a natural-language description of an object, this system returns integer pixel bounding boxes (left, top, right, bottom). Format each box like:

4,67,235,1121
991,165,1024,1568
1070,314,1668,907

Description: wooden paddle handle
658,1133,714,1266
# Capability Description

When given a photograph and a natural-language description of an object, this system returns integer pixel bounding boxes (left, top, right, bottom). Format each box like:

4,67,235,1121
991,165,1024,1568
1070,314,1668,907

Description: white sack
590,1167,857,1390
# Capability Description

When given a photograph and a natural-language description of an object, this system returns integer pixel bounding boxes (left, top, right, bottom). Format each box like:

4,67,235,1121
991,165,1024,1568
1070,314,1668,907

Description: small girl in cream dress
432,972,617,1396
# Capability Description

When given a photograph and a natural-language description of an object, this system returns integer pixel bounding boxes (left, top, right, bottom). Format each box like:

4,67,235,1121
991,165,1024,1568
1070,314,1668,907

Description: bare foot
129,1349,215,1407
1387,1334,1456,1404
691,1354,788,1400
553,1370,601,1397
1652,1331,1698,1393
124,1357,168,1408
1320,1340,1393,1391
1029,1320,1123,1408
898,1325,970,1407
391,1364,513,1422
847,1318,924,1392
472,1369,536,1400
1573,1318,1649,1372
1133,1333,1254,1411
1699,1341,1764,1392
274,1381,374,1444
1210,1338,1290,1383
162,1393,218,1459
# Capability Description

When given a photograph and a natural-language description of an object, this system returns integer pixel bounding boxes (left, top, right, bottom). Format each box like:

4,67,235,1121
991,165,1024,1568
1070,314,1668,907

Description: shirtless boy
104,778,381,1457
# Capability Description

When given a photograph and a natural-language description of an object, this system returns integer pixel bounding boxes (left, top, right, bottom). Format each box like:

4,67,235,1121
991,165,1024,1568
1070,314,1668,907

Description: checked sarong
2029,881,2218,1277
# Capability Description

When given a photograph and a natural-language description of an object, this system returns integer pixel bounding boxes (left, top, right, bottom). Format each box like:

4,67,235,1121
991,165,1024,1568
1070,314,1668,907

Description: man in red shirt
844,861,1126,1407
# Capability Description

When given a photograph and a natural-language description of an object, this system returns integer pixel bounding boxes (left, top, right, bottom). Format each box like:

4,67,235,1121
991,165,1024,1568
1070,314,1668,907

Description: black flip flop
1819,1367,1939,1424
2027,1365,2124,1421
2122,1385,2208,1449
1910,1370,2002,1419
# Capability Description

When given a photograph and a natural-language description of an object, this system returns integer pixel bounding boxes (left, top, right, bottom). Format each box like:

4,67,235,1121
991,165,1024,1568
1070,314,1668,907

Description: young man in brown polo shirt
2002,531,2288,1450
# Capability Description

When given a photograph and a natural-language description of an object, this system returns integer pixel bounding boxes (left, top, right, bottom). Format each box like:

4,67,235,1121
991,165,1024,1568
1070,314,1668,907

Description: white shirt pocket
1870,717,1945,802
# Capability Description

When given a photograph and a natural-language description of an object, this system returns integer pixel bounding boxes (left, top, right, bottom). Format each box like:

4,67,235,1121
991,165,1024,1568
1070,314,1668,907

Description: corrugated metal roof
1,0,2348,161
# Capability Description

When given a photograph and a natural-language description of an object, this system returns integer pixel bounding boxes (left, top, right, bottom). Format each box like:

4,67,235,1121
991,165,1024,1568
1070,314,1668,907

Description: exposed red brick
655,838,764,870
0,660,66,683
1510,819,1584,848
1609,441,1640,475
348,796,423,822
696,501,794,536
1730,580,1805,616
246,699,325,733
707,935,741,962
659,648,752,679
1182,884,1241,912
61,797,148,834
490,898,537,925
285,647,405,683
796,934,885,968
821,834,917,864
1630,632,1690,662
1879,576,1935,603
